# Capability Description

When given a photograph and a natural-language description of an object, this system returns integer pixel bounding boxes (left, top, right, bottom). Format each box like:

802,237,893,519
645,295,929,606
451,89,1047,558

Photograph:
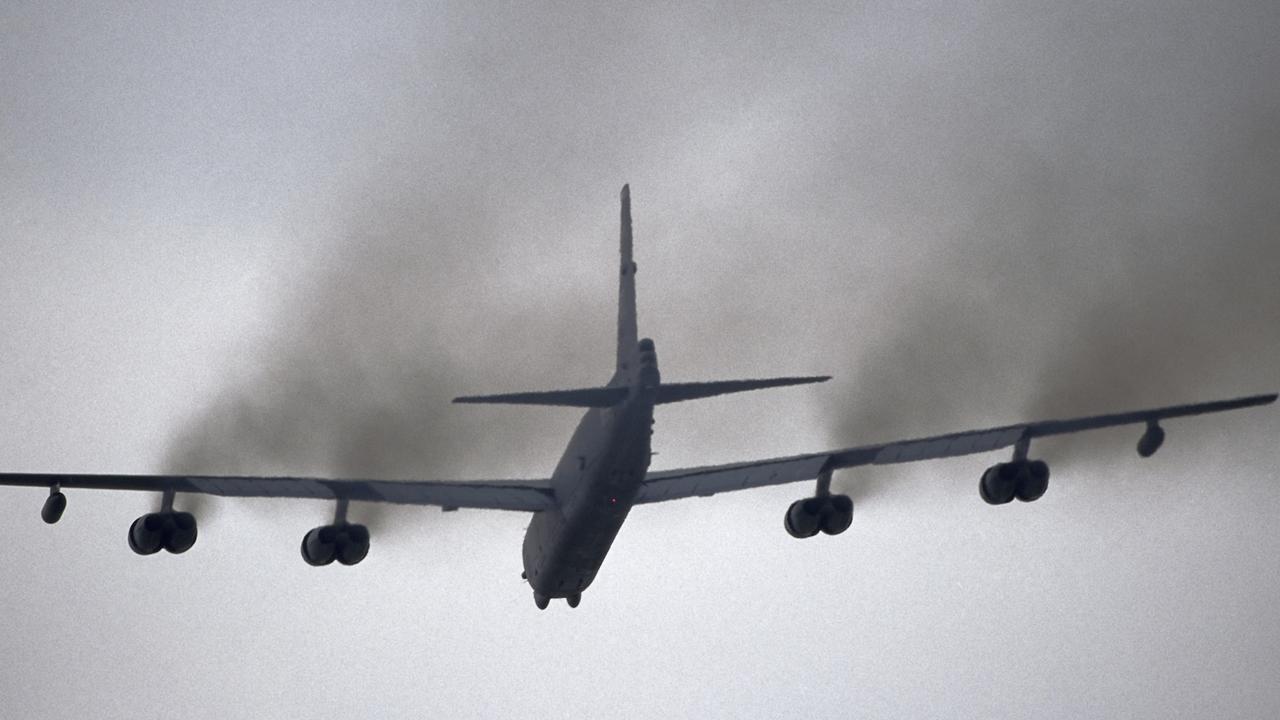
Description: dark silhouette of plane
1,186,1274,609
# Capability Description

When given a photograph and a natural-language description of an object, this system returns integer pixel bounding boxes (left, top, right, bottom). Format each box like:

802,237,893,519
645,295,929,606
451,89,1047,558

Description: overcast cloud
2,2,1277,718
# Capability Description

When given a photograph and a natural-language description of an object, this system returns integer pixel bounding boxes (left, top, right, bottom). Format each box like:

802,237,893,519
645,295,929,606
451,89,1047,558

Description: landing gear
566,593,582,608
128,512,198,555
534,592,550,610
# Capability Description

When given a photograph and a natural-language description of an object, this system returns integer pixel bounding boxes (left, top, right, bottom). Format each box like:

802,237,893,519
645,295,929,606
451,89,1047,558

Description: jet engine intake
981,460,1050,505
128,512,197,555
41,491,66,524
1137,423,1165,458
301,524,370,567
785,495,853,538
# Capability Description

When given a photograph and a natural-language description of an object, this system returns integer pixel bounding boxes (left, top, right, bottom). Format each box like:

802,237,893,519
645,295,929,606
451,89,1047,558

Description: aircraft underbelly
522,406,651,597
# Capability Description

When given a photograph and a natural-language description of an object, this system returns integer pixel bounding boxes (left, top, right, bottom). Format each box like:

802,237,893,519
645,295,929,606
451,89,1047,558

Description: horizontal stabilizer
453,386,628,408
655,376,830,405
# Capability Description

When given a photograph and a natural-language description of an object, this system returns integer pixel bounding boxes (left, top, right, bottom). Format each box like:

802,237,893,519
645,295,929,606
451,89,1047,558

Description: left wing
635,392,1277,504
0,473,555,512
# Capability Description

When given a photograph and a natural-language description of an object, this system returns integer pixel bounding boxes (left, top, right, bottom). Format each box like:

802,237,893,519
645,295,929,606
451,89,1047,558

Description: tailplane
451,377,829,408
451,185,832,409
654,376,831,404
453,386,627,408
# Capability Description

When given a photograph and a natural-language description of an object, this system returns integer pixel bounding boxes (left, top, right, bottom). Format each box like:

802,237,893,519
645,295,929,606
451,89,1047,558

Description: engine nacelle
302,526,337,566
821,494,854,536
1137,423,1165,458
784,495,853,538
784,498,822,538
980,463,1018,505
41,492,66,524
981,460,1050,504
302,524,370,566
128,511,197,555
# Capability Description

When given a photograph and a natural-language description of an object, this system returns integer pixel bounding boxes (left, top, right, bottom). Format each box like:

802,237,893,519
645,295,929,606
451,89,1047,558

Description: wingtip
621,183,629,201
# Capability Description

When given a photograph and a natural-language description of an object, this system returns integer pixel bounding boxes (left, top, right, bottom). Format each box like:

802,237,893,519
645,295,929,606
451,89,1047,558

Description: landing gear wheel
534,593,550,610
567,593,582,608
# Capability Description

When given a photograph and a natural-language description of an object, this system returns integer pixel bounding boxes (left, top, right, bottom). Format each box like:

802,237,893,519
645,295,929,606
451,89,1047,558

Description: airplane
1,185,1275,610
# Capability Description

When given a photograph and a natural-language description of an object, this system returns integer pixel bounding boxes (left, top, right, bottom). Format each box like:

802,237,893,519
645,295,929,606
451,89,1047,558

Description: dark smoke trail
160,189,606,537
825,112,1280,502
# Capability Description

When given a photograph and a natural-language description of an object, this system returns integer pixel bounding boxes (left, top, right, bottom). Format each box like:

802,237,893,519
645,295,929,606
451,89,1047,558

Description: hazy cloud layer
2,2,1278,719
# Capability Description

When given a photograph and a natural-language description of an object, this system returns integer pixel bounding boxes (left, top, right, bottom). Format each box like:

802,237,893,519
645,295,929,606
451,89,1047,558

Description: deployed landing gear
534,592,551,610
785,494,854,538
129,512,198,555
566,593,582,608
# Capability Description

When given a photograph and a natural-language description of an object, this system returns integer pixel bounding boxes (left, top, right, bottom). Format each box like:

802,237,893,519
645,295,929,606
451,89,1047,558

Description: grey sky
2,2,1278,718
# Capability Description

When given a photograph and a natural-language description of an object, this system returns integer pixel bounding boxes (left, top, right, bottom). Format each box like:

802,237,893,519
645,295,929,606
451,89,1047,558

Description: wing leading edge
635,392,1277,505
0,473,555,512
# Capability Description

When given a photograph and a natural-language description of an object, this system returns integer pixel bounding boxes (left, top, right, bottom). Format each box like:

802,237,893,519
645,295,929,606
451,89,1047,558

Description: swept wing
0,473,555,512
635,393,1277,504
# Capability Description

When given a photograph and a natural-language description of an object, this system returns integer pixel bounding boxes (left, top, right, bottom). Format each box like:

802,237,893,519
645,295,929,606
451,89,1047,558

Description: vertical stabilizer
616,184,637,376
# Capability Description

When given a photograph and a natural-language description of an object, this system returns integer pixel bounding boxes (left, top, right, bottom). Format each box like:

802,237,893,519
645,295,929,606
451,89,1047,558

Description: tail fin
616,184,638,376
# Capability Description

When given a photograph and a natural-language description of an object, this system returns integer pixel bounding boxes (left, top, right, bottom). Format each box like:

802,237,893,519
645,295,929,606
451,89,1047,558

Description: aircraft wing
0,473,555,512
634,392,1278,504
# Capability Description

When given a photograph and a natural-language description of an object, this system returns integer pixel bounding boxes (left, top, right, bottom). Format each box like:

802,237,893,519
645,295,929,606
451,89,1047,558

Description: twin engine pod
979,460,1050,505
129,511,198,555
784,494,854,538
300,524,370,567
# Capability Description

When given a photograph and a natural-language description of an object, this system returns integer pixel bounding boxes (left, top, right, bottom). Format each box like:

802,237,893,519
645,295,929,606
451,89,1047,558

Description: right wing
0,473,556,512
635,392,1278,504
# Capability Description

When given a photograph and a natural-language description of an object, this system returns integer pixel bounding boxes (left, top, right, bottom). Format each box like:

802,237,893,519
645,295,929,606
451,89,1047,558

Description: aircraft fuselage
522,369,656,598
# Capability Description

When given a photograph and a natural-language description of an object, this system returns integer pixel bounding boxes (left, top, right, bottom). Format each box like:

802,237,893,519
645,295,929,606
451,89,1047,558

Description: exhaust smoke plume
161,190,605,534
826,112,1280,501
